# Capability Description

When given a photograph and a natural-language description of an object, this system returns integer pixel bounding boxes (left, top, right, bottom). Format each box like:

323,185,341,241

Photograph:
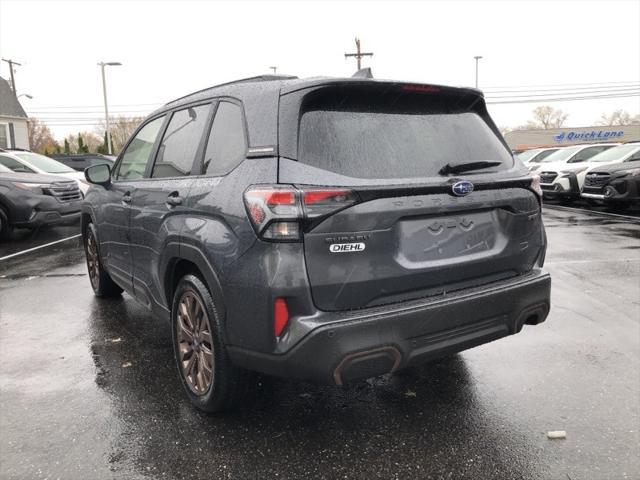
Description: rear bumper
228,269,551,384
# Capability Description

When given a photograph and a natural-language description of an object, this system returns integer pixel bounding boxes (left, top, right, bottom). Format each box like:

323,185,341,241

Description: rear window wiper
438,161,502,176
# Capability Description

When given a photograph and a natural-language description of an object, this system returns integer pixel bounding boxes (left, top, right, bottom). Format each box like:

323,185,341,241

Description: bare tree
596,110,640,126
95,115,145,154
27,118,59,154
525,106,568,129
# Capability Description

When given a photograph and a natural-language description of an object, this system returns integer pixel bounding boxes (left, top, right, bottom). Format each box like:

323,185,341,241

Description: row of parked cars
2,136,637,240
517,142,640,207
0,149,114,239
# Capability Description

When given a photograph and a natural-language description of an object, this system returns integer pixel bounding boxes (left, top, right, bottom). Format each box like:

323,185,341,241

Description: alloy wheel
86,231,100,290
176,291,214,395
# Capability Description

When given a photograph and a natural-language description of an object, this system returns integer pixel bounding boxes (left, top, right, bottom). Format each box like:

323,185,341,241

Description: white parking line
544,204,640,223
0,234,82,262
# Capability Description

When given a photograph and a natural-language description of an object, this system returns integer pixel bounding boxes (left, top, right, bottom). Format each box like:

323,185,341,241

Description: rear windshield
297,87,513,179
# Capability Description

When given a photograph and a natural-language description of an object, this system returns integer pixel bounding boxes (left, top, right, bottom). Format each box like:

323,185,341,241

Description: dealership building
504,124,640,151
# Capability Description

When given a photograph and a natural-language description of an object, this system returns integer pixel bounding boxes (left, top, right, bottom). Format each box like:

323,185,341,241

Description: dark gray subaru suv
82,75,551,412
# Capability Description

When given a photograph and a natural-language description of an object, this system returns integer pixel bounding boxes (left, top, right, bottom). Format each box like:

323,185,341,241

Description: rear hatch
278,82,543,311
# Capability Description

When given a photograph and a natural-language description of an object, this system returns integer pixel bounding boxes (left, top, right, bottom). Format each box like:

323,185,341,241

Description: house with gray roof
0,76,29,149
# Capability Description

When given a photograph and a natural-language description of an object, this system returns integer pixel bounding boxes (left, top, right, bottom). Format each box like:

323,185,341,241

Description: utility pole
345,38,373,71
1,58,22,94
269,66,277,74
474,55,483,88
98,61,122,155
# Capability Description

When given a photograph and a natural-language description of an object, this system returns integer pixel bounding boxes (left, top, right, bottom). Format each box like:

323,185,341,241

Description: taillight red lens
274,297,289,337
266,191,296,206
301,187,358,219
303,189,352,205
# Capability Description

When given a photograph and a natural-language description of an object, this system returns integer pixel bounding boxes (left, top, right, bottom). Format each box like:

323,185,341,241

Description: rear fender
160,243,229,343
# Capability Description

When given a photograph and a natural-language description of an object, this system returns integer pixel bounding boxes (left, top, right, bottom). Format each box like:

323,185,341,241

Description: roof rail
165,74,298,106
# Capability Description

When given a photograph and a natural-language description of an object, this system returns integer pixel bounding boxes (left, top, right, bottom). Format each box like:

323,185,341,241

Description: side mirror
85,163,111,186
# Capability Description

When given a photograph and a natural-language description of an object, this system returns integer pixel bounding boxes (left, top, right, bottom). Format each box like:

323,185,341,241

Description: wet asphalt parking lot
0,205,638,480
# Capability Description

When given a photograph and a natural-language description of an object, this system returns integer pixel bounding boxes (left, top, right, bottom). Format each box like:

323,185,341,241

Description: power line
486,87,640,99
483,80,640,89
28,110,153,115
34,122,142,127
24,102,163,109
485,84,640,94
487,92,640,104
29,88,638,115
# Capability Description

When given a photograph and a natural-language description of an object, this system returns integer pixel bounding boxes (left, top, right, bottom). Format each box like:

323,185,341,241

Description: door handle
166,194,182,207
122,192,132,204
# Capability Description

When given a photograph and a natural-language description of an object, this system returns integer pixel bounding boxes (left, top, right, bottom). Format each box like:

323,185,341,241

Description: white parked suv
531,143,619,202
0,150,89,194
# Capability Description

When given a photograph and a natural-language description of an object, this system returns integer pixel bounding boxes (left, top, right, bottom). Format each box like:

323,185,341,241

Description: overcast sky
1,0,639,140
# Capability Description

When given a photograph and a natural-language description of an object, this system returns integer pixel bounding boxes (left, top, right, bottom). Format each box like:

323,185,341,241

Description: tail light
244,185,358,241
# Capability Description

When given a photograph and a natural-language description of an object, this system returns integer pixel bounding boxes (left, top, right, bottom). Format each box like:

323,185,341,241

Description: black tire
84,223,123,297
171,274,247,413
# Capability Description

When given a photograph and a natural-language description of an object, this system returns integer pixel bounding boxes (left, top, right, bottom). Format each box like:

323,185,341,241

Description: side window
625,151,640,162
151,104,210,178
0,154,35,173
203,102,247,176
573,146,607,162
536,149,557,161
115,116,165,181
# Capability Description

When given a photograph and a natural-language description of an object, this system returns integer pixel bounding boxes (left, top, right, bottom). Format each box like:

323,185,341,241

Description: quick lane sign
554,130,624,143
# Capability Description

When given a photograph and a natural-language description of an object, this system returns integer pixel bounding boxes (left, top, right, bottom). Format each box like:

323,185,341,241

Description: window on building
0,124,9,149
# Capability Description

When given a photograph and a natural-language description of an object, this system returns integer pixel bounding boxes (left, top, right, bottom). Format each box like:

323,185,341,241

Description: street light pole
98,61,121,155
474,56,483,89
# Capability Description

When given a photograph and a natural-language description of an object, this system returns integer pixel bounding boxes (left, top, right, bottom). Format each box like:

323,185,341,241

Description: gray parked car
81,75,551,412
0,163,82,239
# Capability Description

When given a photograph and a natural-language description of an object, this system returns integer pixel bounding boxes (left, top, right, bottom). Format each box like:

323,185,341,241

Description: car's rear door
279,83,544,311
129,103,212,310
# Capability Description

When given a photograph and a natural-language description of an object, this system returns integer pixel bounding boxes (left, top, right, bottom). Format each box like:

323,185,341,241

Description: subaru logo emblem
451,181,474,197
